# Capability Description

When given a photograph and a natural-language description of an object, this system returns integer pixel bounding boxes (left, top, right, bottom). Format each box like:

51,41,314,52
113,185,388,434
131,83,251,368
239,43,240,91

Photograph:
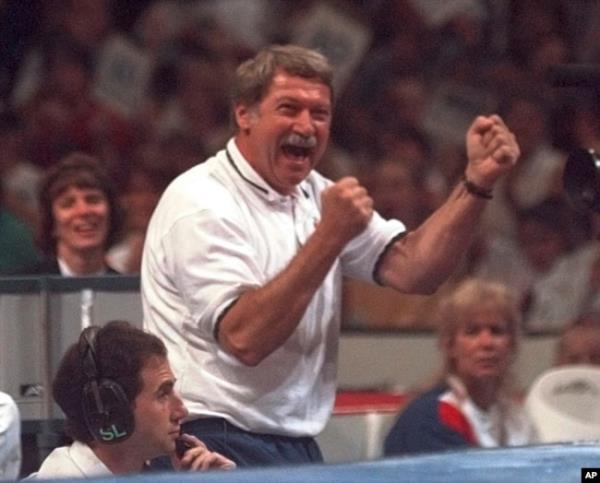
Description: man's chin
163,441,177,458
72,240,105,252
286,166,313,185
473,371,504,383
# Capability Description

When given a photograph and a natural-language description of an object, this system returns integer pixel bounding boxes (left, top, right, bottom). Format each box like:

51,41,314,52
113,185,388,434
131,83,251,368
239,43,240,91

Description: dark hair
52,320,167,443
231,44,334,126
38,152,122,255
555,313,600,366
497,90,549,120
0,109,25,135
42,33,94,76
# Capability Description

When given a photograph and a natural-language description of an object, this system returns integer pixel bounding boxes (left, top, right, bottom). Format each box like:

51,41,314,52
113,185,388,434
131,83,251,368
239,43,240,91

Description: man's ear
234,103,255,132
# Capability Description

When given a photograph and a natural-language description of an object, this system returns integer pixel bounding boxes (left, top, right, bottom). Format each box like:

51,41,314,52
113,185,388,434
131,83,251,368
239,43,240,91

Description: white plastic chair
525,364,600,443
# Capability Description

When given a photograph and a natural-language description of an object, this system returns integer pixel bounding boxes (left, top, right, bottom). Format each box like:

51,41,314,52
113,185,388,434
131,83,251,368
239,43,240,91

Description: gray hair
232,44,334,112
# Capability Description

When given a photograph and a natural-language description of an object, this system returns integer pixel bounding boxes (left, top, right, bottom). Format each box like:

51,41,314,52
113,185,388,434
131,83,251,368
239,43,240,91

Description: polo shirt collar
70,441,112,476
226,138,310,203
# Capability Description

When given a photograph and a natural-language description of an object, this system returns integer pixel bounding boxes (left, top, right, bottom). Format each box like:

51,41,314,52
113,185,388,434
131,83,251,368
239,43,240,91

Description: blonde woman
384,278,535,455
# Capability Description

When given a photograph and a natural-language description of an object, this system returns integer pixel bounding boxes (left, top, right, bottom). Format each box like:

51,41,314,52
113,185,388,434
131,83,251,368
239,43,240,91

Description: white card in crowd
292,3,372,95
93,35,152,118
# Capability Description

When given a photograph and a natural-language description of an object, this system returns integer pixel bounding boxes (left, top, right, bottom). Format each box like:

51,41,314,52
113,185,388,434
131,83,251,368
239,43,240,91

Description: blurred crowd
1,0,599,333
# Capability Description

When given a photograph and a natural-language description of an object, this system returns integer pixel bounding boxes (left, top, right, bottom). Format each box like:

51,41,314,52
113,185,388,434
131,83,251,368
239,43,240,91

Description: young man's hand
171,434,236,471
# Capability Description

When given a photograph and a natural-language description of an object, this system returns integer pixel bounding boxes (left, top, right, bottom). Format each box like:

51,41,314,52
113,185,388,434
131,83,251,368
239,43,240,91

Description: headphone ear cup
82,378,134,443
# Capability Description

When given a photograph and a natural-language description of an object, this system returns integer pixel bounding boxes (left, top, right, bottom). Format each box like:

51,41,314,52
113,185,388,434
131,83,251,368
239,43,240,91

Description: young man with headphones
29,321,235,478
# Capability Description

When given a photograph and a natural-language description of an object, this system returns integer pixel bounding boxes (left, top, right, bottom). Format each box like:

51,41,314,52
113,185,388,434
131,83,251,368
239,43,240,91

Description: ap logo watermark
582,468,600,481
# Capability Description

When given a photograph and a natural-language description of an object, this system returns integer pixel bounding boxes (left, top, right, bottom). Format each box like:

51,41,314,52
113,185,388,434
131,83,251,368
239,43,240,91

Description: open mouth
282,144,312,160
74,224,100,236
280,133,317,162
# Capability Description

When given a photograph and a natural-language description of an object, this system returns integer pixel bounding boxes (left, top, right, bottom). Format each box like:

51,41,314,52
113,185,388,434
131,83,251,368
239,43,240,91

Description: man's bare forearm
378,180,486,293
379,114,520,294
217,224,345,366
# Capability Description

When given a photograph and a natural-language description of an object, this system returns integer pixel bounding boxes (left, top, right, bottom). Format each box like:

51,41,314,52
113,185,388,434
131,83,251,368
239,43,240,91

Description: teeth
75,225,98,232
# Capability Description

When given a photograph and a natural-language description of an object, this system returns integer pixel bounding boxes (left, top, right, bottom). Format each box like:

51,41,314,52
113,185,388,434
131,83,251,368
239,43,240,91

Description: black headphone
79,326,135,443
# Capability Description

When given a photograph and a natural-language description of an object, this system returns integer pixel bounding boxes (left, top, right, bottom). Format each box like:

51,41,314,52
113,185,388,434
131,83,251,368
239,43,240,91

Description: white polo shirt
0,391,20,480
441,377,536,447
141,138,404,436
28,441,111,479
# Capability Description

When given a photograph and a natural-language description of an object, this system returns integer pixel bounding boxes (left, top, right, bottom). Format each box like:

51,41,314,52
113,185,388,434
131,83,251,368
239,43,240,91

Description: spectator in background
378,123,446,211
481,92,565,242
555,312,600,366
508,0,572,73
0,390,21,480
21,152,122,276
20,35,132,170
30,321,234,478
520,203,599,332
384,278,535,456
469,196,583,331
155,132,208,178
107,162,174,274
378,75,430,134
0,109,42,234
0,180,41,275
52,0,113,54
150,51,231,155
368,157,430,230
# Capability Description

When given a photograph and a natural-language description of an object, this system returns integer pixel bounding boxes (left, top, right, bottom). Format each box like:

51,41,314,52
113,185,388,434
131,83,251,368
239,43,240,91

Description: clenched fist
319,177,373,246
465,114,520,188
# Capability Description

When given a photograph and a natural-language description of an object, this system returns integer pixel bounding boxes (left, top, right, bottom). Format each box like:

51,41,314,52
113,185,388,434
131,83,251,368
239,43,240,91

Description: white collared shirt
0,392,21,480
442,376,535,447
28,441,111,479
142,138,404,436
57,258,108,277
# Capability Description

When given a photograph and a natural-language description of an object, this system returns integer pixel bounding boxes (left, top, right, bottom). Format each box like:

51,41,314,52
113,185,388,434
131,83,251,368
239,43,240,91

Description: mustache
282,133,317,148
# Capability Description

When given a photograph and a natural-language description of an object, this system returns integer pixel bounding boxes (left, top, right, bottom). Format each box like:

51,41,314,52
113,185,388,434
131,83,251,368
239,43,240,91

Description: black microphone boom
549,63,600,213
563,148,600,213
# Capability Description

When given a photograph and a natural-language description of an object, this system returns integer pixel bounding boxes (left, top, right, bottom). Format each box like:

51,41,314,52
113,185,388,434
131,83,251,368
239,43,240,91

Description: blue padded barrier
42,443,600,483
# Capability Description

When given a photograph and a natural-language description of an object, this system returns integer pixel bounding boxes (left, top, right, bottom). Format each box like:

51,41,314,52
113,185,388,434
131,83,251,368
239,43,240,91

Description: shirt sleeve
0,393,21,479
341,211,405,283
161,207,264,337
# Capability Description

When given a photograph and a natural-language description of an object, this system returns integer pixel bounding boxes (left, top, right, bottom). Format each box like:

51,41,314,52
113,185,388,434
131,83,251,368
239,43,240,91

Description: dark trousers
151,417,323,470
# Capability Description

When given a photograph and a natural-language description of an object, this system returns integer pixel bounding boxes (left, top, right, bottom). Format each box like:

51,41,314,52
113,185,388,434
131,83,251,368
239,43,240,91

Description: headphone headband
79,325,134,443
80,326,101,381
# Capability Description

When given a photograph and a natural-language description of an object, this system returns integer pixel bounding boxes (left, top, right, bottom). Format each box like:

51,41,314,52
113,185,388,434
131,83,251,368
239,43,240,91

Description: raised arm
217,177,373,366
377,115,520,293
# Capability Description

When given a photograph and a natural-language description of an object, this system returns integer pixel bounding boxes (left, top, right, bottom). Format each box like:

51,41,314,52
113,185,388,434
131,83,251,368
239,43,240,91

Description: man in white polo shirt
0,390,21,480
141,44,520,467
29,321,234,478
